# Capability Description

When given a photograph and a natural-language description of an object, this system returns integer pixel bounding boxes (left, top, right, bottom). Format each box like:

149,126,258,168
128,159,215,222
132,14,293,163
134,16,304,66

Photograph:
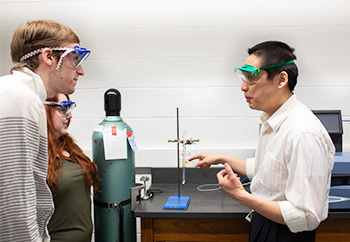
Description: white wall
1,0,350,168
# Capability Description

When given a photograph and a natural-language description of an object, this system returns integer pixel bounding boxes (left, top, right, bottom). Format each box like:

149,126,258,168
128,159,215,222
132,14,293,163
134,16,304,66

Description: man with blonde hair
0,19,91,241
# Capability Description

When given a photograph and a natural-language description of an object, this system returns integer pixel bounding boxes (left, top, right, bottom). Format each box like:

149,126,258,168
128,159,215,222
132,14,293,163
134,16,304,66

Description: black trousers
249,213,316,242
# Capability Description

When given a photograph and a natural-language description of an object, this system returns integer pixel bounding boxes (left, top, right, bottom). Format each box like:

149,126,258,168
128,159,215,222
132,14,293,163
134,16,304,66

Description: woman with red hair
44,93,99,241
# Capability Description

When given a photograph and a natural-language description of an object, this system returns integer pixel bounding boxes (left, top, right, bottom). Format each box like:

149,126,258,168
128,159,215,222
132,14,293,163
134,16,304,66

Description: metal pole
177,107,180,198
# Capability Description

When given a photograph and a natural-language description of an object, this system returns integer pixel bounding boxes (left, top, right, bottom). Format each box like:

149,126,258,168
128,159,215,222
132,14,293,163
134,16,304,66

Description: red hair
45,93,99,196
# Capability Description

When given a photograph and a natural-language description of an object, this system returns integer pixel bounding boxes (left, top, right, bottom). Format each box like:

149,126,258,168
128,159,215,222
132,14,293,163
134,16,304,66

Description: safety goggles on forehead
44,100,76,116
234,60,294,85
20,46,91,71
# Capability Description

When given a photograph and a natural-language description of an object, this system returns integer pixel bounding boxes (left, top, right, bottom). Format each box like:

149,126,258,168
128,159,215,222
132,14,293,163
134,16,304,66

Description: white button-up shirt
246,94,335,232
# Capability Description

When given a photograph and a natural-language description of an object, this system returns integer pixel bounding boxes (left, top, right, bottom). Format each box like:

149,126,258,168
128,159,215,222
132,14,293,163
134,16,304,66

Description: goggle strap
19,47,73,63
56,49,74,70
44,101,60,106
260,60,295,70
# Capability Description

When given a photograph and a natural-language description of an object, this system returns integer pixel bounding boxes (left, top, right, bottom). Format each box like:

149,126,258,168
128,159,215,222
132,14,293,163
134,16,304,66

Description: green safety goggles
234,60,294,85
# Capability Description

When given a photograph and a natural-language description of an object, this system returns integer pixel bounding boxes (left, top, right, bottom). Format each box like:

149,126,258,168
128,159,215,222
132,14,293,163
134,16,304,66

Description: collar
260,94,298,132
14,67,47,102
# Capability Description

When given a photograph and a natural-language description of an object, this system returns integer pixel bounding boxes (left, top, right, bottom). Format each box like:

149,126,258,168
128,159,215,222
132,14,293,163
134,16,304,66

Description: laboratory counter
134,183,250,219
134,168,350,242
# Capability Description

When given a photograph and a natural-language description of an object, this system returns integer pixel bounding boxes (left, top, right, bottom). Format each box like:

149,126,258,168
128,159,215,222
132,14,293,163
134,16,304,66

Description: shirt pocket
256,151,288,198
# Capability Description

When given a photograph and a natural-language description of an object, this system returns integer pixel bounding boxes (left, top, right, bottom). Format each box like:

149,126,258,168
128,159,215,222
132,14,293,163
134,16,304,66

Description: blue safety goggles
70,46,91,68
234,60,294,85
44,100,76,116
56,46,91,70
19,46,91,71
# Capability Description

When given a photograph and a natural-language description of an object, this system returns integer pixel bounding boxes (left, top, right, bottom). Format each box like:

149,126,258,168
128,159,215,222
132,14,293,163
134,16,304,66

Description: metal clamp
140,176,153,200
131,183,145,211
168,139,200,144
107,202,120,210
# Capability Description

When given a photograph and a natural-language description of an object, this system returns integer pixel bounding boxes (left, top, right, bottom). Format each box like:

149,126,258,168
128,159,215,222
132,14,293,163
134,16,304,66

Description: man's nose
241,81,249,92
77,65,85,76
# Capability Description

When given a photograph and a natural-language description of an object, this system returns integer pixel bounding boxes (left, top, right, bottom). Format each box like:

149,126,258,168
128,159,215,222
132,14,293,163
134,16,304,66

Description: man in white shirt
189,41,335,242
0,20,90,242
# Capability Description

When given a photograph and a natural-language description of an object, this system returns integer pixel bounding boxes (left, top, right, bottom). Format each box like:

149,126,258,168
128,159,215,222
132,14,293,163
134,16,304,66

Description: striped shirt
0,68,54,242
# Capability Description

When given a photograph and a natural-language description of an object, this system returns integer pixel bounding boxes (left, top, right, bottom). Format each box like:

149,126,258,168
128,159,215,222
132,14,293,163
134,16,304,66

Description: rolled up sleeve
281,132,334,232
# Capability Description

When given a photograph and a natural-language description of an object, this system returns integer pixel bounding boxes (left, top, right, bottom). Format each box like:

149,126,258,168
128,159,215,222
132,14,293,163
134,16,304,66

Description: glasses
44,100,76,116
234,60,294,85
20,46,91,71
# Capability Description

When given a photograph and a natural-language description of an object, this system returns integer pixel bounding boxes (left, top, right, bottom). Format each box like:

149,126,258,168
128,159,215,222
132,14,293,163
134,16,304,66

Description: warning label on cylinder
103,127,127,160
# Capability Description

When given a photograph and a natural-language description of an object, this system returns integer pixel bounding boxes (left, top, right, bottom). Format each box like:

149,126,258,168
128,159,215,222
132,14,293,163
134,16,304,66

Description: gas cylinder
92,89,136,242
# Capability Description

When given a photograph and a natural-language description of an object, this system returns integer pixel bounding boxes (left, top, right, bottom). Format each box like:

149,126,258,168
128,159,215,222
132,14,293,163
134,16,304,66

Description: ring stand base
163,196,191,210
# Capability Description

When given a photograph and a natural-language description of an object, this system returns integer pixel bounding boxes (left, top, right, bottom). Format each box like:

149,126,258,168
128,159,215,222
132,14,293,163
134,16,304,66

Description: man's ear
278,71,289,89
39,48,55,67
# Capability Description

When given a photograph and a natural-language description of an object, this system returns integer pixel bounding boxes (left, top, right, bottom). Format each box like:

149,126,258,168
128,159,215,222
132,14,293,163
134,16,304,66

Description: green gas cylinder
92,89,136,242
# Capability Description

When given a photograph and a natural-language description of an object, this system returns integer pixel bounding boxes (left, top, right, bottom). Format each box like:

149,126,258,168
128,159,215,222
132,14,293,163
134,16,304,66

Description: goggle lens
234,66,259,85
59,101,76,116
57,46,91,70
71,46,91,68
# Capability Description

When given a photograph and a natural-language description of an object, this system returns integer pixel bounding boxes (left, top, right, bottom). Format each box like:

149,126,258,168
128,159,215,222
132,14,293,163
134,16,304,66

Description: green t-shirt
48,158,92,242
